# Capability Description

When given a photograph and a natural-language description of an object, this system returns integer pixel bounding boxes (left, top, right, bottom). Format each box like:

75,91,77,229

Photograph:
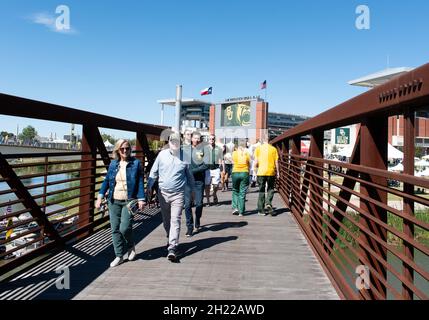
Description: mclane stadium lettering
225,96,261,102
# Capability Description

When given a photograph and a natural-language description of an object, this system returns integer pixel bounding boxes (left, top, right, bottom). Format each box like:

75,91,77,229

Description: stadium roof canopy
348,67,414,88
157,98,212,107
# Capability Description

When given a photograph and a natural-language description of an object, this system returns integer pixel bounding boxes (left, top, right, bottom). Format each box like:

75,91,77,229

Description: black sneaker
186,228,193,237
232,209,239,215
167,249,177,261
194,224,202,232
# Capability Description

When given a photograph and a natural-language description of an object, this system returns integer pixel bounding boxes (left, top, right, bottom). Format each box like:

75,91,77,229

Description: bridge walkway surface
0,186,339,300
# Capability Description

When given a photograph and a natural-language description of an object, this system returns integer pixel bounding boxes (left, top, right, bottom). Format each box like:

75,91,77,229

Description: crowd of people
96,131,279,267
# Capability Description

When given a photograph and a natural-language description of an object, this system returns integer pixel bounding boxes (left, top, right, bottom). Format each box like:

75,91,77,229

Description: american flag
261,80,267,90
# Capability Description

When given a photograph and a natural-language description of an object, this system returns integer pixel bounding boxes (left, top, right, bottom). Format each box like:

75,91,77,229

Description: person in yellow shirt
253,136,279,216
231,139,251,216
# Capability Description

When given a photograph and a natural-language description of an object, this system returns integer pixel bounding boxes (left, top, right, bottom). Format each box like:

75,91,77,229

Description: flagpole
210,88,214,137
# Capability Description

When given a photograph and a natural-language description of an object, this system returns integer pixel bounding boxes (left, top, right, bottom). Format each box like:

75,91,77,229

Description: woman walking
231,139,250,216
96,139,146,267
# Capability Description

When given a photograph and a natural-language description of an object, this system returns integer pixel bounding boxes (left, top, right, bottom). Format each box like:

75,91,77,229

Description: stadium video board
221,102,251,127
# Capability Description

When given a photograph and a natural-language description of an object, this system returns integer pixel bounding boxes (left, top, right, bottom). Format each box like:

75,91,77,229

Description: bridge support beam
281,139,292,201
328,128,361,249
0,153,63,244
136,132,154,173
308,130,324,240
402,109,415,299
279,139,290,204
290,137,301,214
359,116,388,299
79,125,98,237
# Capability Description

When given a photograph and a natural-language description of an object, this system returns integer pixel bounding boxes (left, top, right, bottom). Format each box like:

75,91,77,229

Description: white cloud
28,12,78,35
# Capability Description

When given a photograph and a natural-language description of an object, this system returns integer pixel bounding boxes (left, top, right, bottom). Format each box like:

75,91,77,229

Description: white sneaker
127,247,136,261
110,256,123,268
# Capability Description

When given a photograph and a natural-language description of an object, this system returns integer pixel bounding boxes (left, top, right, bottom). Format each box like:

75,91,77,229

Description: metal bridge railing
271,62,429,300
0,93,164,277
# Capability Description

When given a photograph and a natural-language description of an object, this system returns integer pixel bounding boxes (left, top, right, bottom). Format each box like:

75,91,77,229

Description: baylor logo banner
221,102,251,127
335,128,350,144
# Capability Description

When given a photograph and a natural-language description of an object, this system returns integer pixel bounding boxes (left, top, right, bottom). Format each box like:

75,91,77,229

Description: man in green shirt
204,134,225,206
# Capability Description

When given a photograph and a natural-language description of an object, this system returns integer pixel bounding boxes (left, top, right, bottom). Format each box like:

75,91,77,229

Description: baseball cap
169,132,181,142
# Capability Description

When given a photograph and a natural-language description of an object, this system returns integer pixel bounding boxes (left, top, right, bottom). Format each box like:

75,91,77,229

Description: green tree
416,146,425,158
149,140,163,151
128,138,136,147
1,131,14,138
19,126,37,141
101,133,116,145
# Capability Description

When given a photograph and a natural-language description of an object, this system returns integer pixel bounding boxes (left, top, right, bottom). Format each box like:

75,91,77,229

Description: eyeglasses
120,147,130,152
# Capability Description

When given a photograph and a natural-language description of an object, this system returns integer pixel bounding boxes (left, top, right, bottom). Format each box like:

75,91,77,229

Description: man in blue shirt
147,132,195,261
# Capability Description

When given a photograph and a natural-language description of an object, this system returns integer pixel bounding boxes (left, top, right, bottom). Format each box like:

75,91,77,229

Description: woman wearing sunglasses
96,139,146,267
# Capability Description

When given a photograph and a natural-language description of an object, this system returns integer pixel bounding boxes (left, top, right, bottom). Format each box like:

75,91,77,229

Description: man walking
204,134,224,206
147,132,195,261
183,129,192,146
253,135,279,216
182,131,209,235
221,140,234,191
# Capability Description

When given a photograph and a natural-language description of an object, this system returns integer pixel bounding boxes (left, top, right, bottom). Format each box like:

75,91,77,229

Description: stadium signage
225,96,260,102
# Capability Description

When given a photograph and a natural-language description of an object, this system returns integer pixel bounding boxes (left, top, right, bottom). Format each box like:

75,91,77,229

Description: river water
0,173,73,217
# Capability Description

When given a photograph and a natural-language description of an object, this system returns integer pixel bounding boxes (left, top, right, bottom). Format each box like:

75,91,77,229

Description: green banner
335,128,350,144
221,102,251,127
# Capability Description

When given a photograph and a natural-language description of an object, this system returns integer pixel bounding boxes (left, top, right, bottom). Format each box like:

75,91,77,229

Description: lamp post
175,85,182,133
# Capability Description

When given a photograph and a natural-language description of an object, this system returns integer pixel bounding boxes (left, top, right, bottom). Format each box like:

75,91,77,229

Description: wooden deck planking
0,187,339,300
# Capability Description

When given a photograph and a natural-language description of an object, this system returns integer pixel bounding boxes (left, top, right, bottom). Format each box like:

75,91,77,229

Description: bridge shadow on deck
137,235,239,263
0,208,163,300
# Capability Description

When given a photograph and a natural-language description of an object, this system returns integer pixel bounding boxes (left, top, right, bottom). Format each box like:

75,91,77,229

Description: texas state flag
200,87,212,95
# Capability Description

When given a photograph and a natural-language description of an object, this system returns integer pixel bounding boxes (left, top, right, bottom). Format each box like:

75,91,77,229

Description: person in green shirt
204,134,225,206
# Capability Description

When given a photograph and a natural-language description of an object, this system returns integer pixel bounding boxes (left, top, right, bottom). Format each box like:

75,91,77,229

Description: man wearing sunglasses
181,131,209,236
147,132,195,262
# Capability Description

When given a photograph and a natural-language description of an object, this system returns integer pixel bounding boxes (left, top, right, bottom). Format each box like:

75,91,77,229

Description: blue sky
1,0,429,139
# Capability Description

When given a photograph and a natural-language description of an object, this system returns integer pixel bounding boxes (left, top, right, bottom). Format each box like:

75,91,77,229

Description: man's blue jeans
184,181,205,229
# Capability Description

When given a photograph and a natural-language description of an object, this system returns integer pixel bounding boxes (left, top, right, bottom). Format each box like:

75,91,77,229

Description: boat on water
1,204,79,260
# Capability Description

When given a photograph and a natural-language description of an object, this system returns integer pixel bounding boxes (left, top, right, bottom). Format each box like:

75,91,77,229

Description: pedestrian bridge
1,62,429,300
0,189,338,300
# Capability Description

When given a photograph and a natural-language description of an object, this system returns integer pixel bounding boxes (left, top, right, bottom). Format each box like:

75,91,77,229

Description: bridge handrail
0,94,164,278
271,63,429,143
0,93,165,136
271,62,429,300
